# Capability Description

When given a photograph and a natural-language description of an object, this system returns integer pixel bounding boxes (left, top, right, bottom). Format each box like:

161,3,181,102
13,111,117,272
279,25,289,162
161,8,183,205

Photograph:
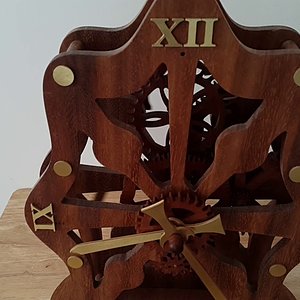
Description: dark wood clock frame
25,0,300,299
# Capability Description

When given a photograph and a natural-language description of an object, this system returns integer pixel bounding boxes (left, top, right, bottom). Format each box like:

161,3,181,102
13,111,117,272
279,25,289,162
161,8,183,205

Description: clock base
119,287,213,300
119,285,295,300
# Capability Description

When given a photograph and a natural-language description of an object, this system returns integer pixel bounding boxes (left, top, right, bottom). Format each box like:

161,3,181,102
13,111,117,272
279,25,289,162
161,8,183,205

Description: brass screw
294,68,300,87
53,65,74,87
53,161,72,177
269,264,287,277
67,256,83,269
289,166,300,183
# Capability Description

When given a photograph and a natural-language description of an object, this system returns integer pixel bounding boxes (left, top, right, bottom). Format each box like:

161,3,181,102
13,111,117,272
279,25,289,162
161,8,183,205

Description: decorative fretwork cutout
97,61,264,187
211,134,292,208
67,229,83,244
96,64,171,183
185,61,263,186
272,236,284,249
146,88,169,147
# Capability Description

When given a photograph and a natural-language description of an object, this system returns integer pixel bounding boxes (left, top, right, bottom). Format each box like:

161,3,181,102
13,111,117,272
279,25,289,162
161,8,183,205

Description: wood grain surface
9,0,300,298
0,189,299,299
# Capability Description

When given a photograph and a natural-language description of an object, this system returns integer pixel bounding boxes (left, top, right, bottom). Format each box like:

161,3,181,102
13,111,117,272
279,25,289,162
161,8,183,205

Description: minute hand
70,208,224,256
69,215,224,256
142,200,227,300
70,230,164,255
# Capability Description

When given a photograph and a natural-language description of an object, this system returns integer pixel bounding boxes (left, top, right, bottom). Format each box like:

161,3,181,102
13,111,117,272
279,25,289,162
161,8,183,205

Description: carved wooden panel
25,0,300,299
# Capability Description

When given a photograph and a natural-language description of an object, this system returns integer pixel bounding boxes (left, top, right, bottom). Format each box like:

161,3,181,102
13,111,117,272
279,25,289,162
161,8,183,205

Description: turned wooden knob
164,233,184,254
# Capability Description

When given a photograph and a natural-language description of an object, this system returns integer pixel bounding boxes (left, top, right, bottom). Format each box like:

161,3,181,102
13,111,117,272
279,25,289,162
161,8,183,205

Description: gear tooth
138,188,211,276
193,194,198,202
202,205,209,211
196,198,202,205
195,197,200,205
133,97,139,105
177,191,180,198
129,106,136,114
186,193,190,202
195,200,201,207
207,210,213,216
189,193,194,203
208,237,215,244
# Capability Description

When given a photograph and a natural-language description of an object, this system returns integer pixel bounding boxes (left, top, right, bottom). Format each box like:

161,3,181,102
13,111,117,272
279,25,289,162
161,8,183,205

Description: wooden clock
25,0,300,299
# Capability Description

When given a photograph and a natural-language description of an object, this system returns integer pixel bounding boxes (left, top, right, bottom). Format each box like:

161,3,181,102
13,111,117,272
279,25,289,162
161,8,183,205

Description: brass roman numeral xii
31,203,56,232
151,18,218,48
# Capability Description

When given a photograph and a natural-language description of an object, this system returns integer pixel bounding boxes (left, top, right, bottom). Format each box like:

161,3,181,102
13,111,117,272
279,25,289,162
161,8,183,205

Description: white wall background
0,0,299,216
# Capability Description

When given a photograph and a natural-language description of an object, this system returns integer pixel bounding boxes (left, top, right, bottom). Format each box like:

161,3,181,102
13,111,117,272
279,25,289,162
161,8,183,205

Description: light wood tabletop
0,189,299,299
0,189,68,300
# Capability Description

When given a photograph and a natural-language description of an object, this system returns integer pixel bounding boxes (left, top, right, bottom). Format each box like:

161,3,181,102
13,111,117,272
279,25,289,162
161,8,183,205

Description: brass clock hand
68,200,227,299
189,214,225,235
70,230,164,255
142,200,226,300
70,213,224,256
141,200,176,236
182,245,226,300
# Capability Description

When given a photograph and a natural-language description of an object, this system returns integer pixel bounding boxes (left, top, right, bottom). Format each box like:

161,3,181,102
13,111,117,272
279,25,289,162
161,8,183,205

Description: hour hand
68,200,226,299
141,200,176,235
70,200,225,256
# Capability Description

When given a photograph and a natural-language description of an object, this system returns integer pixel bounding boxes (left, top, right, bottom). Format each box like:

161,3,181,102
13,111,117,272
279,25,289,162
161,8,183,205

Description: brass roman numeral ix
151,18,218,48
31,203,56,232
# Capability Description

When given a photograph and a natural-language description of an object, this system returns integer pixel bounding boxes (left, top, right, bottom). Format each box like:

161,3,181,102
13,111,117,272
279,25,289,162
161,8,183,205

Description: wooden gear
25,0,300,299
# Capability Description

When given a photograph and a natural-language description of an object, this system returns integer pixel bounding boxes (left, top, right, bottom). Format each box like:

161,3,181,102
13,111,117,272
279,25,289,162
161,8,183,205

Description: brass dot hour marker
269,264,287,277
294,68,300,87
289,166,300,183
53,65,74,87
67,256,83,269
53,161,72,177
